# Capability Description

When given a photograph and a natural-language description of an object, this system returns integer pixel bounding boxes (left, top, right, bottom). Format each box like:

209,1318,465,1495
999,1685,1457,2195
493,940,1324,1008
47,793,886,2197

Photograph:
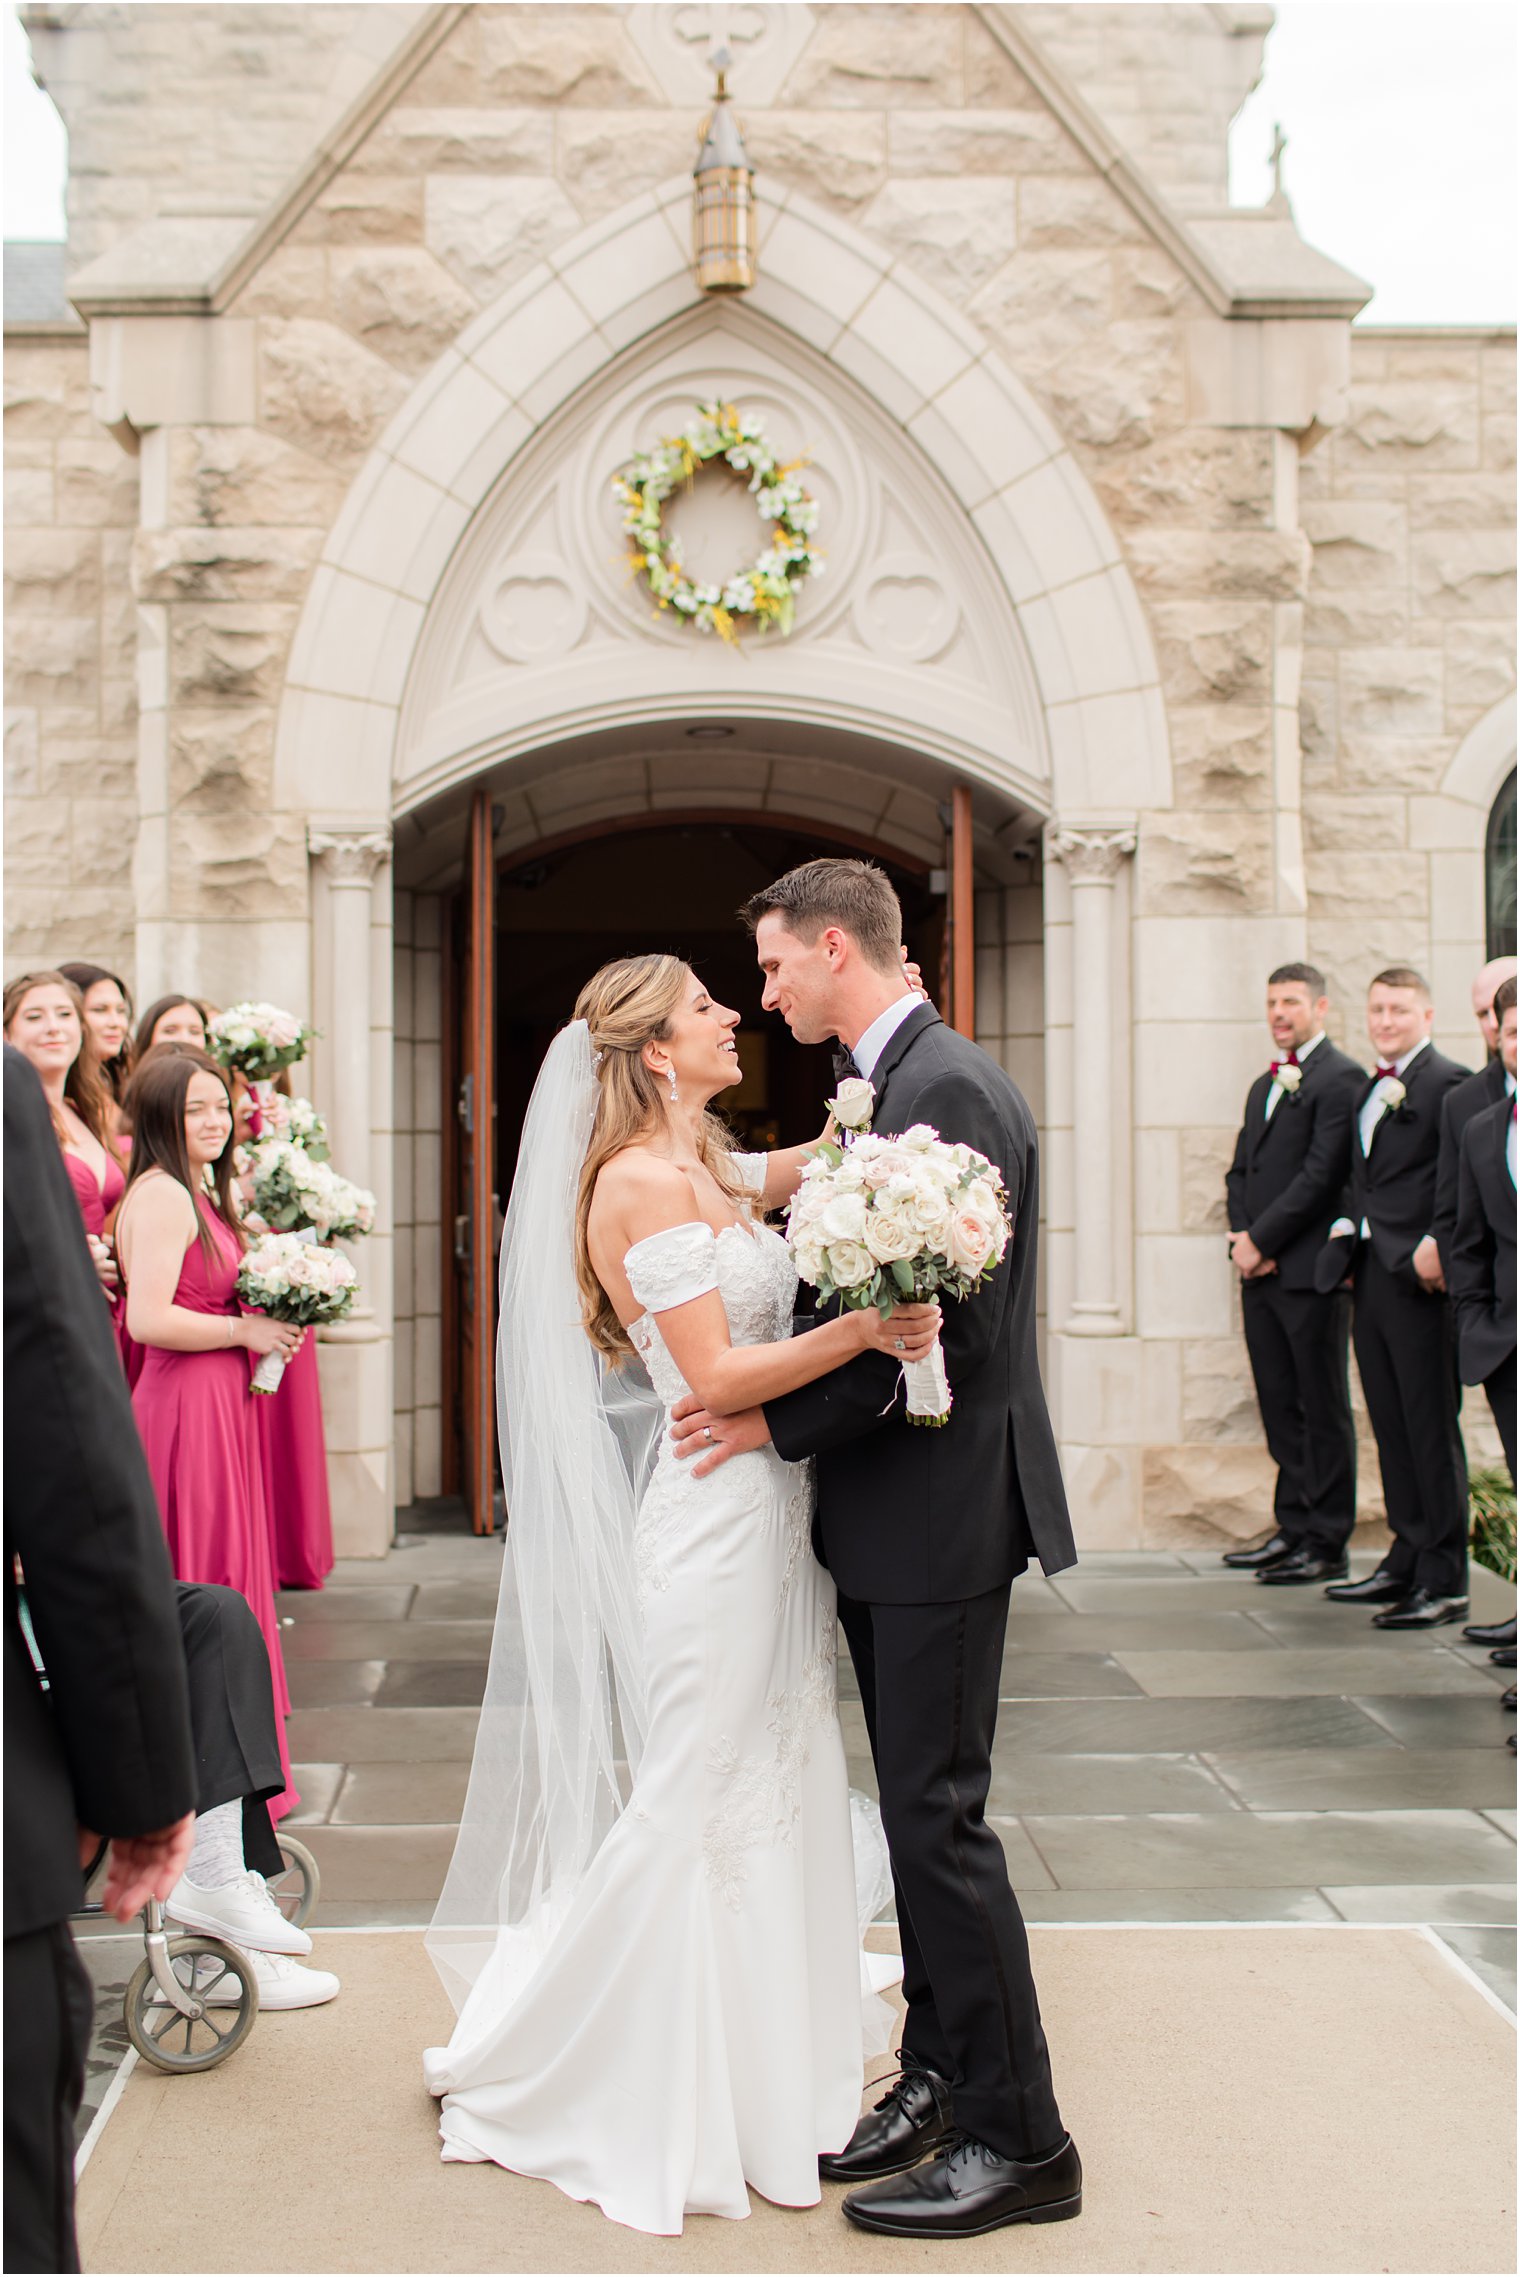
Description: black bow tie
832,1048,861,1086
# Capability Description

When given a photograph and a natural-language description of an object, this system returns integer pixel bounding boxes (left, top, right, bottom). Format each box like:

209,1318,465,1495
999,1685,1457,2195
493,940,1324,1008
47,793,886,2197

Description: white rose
864,1206,921,1265
825,1239,873,1290
819,1191,868,1244
828,1077,875,1132
1379,1077,1406,1109
946,1207,998,1276
898,1124,939,1153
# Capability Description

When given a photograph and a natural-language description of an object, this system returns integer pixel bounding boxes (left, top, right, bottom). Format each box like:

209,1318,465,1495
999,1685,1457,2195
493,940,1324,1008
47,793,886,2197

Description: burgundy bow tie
1374,1065,1399,1082
1269,1051,1300,1077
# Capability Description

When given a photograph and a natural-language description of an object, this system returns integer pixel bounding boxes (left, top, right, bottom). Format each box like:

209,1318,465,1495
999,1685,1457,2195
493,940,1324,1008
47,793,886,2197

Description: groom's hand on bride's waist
669,1395,770,1476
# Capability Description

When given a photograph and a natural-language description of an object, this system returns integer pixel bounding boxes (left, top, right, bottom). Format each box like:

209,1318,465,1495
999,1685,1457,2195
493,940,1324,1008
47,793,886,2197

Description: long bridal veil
425,1020,661,2015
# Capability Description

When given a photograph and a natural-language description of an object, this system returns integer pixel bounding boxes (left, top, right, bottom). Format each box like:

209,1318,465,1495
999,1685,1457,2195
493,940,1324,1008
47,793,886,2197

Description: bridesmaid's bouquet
785,1125,1012,1425
249,1090,328,1157
245,1139,376,1241
237,1234,358,1394
207,1001,314,1082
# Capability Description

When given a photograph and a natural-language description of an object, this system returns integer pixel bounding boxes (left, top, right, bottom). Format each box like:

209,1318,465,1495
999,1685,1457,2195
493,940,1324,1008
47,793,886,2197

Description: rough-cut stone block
887,107,1080,175
1304,850,1429,921
1443,623,1518,714
1302,500,1407,590
1110,247,1202,323
1037,321,1184,451
969,249,1112,367
4,617,100,708
741,111,886,213
1334,733,1452,798
1303,594,1412,651
6,466,55,522
169,606,297,707
780,5,964,107
227,248,330,323
329,247,479,374
4,709,40,796
1150,601,1273,704
1018,175,1149,249
1303,795,1408,854
166,427,347,530
2,529,102,616
425,175,581,303
1089,430,1273,533
3,341,92,440
1338,647,1444,737
291,176,425,247
1411,531,1516,621
37,732,136,801
1125,529,1308,602
53,437,137,529
553,109,702,219
133,527,324,606
68,801,136,893
1179,1131,1234,1235
1136,811,1274,916
1141,1443,1278,1544
474,7,661,104
1168,705,1272,810
1180,1337,1261,1444
1336,382,1480,472
1407,472,1517,530
168,707,275,809
352,105,554,175
257,321,408,470
859,177,1015,296
166,806,310,919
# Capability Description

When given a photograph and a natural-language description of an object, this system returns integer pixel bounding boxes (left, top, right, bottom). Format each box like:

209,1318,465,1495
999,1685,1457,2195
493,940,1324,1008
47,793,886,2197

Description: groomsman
1433,954,1517,1283
1222,963,1365,1582
1449,975,1517,1485
1322,969,1471,1626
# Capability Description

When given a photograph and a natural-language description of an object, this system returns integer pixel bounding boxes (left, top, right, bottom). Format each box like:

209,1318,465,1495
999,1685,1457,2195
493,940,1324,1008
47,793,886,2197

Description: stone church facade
5,2,1515,1558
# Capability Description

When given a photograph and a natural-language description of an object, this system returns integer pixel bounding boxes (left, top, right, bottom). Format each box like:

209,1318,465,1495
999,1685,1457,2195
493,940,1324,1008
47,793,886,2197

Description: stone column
308,827,393,1556
1049,826,1136,1337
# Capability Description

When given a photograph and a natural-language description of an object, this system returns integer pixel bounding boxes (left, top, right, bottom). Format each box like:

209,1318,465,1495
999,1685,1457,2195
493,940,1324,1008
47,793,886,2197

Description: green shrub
1470,1465,1517,1584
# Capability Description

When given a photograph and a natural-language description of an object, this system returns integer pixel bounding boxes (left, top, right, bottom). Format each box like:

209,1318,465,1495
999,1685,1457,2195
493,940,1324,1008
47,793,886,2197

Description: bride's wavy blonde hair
573,953,748,1359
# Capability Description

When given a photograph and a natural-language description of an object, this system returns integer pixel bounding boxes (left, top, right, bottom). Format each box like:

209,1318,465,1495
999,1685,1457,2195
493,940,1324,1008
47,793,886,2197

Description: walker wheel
268,1833,320,1929
124,1936,259,2072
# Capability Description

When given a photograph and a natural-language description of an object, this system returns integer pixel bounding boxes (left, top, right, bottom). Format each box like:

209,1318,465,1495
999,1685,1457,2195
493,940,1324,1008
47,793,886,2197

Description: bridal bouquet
249,1089,329,1157
207,1001,314,1082
236,1234,358,1394
245,1139,376,1241
785,1124,1012,1425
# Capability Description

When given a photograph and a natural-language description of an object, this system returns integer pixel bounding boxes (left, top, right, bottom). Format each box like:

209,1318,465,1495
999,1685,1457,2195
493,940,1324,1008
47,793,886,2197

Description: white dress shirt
850,992,921,1084
1358,1036,1429,1158
1264,1026,1326,1121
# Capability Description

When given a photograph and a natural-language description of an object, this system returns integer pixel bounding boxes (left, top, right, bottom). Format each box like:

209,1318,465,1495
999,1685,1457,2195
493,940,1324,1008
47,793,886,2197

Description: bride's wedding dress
423,1213,888,2236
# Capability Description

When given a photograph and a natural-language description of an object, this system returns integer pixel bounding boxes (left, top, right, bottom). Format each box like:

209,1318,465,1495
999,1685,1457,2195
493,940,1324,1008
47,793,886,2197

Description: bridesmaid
114,1046,304,1820
233,1072,336,1593
59,960,134,1146
134,993,208,1059
3,970,124,1310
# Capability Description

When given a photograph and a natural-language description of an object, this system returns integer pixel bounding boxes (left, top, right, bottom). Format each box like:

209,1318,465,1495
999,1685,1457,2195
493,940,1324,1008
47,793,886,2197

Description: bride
422,953,940,2236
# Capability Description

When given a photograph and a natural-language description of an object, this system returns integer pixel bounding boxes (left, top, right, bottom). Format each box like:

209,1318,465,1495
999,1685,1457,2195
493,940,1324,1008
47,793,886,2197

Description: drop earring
666,1068,679,1104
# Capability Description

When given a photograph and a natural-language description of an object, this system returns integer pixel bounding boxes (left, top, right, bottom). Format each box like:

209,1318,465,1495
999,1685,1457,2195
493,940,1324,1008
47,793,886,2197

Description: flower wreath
613,399,823,644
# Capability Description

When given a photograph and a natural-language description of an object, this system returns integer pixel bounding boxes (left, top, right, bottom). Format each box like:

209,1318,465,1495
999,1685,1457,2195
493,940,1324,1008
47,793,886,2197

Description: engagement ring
703,1426,713,1442
894,1337,906,1351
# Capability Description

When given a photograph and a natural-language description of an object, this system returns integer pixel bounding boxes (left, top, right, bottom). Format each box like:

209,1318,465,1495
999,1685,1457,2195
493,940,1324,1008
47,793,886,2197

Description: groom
671,857,1081,2239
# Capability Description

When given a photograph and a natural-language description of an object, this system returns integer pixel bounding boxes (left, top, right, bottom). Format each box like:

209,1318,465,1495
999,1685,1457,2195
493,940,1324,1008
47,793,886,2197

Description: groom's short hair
740,858,904,974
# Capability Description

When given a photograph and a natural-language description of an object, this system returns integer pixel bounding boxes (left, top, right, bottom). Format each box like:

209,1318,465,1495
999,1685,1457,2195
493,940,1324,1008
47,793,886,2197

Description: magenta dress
130,1198,297,1821
64,1148,127,1336
257,1333,335,1590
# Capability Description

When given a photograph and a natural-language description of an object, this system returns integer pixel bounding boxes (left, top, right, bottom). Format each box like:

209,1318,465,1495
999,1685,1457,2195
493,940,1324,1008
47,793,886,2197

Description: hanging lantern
692,46,755,293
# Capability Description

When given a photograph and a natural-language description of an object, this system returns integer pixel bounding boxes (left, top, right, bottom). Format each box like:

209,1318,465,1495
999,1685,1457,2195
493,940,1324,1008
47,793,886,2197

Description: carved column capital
309,828,391,886
1048,825,1137,884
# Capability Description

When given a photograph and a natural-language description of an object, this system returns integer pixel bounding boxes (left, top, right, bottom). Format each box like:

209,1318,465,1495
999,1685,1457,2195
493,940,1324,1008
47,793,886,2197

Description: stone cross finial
1267,120,1291,213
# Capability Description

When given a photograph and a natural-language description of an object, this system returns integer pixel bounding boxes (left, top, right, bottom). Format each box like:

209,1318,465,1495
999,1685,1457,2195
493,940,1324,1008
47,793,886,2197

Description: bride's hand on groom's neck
669,1394,769,1476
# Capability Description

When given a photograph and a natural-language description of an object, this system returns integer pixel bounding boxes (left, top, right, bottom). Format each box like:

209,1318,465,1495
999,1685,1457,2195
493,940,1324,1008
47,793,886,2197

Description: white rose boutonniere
1379,1077,1406,1110
827,1076,875,1133
1275,1063,1303,1096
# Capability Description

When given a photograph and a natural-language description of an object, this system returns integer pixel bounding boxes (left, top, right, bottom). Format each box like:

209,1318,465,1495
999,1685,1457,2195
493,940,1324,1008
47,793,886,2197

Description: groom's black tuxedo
765,1004,1070,2163
766,1004,1077,1600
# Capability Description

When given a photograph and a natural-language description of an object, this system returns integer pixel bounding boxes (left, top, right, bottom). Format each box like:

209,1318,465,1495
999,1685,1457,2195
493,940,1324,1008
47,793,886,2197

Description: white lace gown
422,1219,870,2236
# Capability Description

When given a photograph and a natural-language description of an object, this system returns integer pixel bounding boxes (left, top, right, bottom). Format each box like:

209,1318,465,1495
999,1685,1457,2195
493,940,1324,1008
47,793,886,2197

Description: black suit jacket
4,1046,195,1941
1340,1043,1471,1288
764,1006,1076,1603
1433,1054,1508,1279
1449,1093,1517,1385
1224,1038,1365,1288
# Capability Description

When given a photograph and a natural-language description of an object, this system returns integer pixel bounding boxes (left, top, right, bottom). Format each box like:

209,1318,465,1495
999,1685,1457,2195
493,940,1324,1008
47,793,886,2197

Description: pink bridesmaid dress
257,1333,335,1590
130,1197,298,1820
63,1148,127,1336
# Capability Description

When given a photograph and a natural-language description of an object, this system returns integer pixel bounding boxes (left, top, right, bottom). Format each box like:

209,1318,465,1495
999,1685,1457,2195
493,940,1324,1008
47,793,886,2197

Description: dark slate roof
4,240,72,324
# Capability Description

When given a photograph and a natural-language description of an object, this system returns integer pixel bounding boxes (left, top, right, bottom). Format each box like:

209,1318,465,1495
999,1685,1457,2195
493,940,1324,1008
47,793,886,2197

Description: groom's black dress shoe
842,2131,1083,2238
1463,1617,1517,1647
1324,1567,1408,1605
1256,1548,1348,1585
1490,1644,1517,1667
1371,1590,1469,1630
1222,1531,1291,1570
818,2062,955,2183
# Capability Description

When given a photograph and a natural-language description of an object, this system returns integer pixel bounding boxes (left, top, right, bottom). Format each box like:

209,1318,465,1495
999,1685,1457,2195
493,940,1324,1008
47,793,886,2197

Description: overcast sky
3,0,1516,325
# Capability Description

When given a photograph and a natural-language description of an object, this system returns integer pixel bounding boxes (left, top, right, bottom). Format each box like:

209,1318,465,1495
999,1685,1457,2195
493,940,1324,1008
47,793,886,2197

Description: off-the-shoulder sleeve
624,1221,719,1313
729,1151,767,1196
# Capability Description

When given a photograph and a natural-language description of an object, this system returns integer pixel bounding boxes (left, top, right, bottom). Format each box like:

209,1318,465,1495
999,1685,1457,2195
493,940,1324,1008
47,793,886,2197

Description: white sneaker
166,1868,313,1957
226,1948,340,2011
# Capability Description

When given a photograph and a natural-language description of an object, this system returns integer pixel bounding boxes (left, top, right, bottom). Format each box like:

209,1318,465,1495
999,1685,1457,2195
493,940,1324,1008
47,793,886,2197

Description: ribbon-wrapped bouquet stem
784,1083,1013,1425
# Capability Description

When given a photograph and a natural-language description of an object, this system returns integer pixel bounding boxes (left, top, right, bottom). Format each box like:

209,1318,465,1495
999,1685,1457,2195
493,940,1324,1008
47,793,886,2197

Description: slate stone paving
73,1518,1517,2148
